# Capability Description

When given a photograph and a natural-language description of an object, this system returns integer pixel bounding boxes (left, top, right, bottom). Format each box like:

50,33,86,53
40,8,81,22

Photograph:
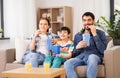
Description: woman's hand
34,30,41,37
52,38,59,45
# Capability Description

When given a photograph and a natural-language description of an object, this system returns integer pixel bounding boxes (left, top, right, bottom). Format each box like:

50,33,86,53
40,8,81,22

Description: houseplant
0,29,3,38
95,10,120,45
0,28,3,33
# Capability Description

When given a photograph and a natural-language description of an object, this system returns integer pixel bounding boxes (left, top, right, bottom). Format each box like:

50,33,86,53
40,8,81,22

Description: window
0,0,4,38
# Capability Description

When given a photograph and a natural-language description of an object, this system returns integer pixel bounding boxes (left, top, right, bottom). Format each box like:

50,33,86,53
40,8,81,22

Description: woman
22,18,57,67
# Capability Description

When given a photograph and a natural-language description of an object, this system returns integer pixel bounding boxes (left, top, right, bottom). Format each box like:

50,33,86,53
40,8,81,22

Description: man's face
82,16,95,30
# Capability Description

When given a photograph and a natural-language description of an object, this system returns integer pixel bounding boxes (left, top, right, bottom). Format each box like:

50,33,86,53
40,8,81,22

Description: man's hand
76,40,87,49
88,25,97,36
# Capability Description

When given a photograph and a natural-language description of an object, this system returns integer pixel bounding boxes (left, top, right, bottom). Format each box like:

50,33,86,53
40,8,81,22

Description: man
64,12,107,78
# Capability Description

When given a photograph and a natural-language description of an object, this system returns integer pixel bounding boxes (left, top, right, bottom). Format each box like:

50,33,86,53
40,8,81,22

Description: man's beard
85,27,90,31
84,24,93,31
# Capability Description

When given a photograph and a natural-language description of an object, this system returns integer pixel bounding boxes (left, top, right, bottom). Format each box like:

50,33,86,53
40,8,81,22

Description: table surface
2,67,66,78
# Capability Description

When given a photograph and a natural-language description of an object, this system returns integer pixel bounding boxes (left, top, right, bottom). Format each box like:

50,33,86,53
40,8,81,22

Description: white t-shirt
36,34,49,55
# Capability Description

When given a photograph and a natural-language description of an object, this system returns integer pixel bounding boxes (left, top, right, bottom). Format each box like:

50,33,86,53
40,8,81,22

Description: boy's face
59,30,70,40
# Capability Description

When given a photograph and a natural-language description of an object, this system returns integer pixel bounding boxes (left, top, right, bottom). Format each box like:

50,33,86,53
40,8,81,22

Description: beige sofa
0,46,120,78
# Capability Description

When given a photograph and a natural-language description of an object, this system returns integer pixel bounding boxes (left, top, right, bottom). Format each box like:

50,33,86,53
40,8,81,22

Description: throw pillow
14,37,30,63
106,40,114,50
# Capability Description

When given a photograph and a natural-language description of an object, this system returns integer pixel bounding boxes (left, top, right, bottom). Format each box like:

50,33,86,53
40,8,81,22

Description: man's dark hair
82,12,95,20
60,26,71,34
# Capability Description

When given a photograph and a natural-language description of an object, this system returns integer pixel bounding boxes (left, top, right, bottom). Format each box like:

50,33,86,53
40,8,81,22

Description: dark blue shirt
72,29,107,61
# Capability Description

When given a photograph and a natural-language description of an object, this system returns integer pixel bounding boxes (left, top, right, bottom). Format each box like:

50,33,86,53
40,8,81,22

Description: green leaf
0,29,3,33
100,16,111,27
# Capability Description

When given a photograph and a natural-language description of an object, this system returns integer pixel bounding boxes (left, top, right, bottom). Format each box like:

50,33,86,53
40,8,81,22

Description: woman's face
39,19,49,32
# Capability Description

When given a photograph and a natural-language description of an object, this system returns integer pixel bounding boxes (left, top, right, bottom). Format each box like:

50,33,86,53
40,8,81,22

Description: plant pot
113,39,120,45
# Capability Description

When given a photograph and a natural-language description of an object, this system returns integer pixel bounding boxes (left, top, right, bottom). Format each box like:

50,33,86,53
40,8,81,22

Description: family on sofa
1,11,120,78
20,12,107,78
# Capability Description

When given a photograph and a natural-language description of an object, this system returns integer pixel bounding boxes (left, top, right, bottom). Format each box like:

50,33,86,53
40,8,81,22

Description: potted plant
0,29,3,38
95,10,120,45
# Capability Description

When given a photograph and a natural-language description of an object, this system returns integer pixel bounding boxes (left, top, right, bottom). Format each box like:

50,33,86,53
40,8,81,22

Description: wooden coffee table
2,67,66,78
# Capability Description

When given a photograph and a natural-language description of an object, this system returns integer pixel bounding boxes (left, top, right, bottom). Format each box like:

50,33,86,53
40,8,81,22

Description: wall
1,0,110,48
4,0,37,39
115,0,120,10
36,0,110,36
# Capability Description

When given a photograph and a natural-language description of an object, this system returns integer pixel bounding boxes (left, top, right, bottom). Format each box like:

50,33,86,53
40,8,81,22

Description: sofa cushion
14,37,30,63
106,40,114,50
75,65,105,77
5,63,24,71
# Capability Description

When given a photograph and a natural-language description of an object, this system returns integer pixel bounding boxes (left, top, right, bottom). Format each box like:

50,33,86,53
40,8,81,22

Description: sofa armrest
0,49,7,73
0,48,15,78
104,46,120,78
1,48,15,63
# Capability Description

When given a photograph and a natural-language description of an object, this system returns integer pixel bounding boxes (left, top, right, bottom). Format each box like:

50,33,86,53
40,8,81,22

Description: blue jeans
64,54,101,78
22,50,45,67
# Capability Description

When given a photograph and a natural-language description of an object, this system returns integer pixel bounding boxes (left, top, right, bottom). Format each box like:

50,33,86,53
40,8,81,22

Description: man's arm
88,25,107,55
72,32,84,57
93,30,107,55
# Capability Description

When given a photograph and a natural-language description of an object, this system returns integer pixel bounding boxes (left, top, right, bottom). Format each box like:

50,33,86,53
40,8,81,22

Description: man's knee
64,59,72,68
87,54,100,64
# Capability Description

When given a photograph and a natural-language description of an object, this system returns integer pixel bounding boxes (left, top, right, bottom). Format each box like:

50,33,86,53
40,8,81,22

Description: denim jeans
64,54,101,78
22,50,45,67
44,55,66,68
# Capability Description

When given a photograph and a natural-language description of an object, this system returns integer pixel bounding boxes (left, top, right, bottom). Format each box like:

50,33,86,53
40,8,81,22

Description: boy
44,26,74,68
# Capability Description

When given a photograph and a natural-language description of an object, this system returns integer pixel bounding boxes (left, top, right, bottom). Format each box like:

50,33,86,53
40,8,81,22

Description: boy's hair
60,26,71,34
82,12,95,20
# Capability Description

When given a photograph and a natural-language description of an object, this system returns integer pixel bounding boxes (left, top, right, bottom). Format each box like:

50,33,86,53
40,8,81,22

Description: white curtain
4,0,37,39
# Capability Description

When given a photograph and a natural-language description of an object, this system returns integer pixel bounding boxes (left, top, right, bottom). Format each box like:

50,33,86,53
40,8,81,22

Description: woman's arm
29,30,41,50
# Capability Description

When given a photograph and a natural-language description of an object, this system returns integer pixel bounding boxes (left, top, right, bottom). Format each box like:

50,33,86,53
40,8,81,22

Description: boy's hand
60,47,69,52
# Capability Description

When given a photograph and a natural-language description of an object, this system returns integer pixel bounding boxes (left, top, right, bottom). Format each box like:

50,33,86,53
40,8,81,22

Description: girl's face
39,19,49,32
59,30,70,40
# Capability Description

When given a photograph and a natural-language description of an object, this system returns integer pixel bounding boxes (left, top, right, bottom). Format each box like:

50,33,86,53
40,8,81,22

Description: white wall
2,0,110,48
115,0,120,10
36,0,110,36
4,0,37,39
